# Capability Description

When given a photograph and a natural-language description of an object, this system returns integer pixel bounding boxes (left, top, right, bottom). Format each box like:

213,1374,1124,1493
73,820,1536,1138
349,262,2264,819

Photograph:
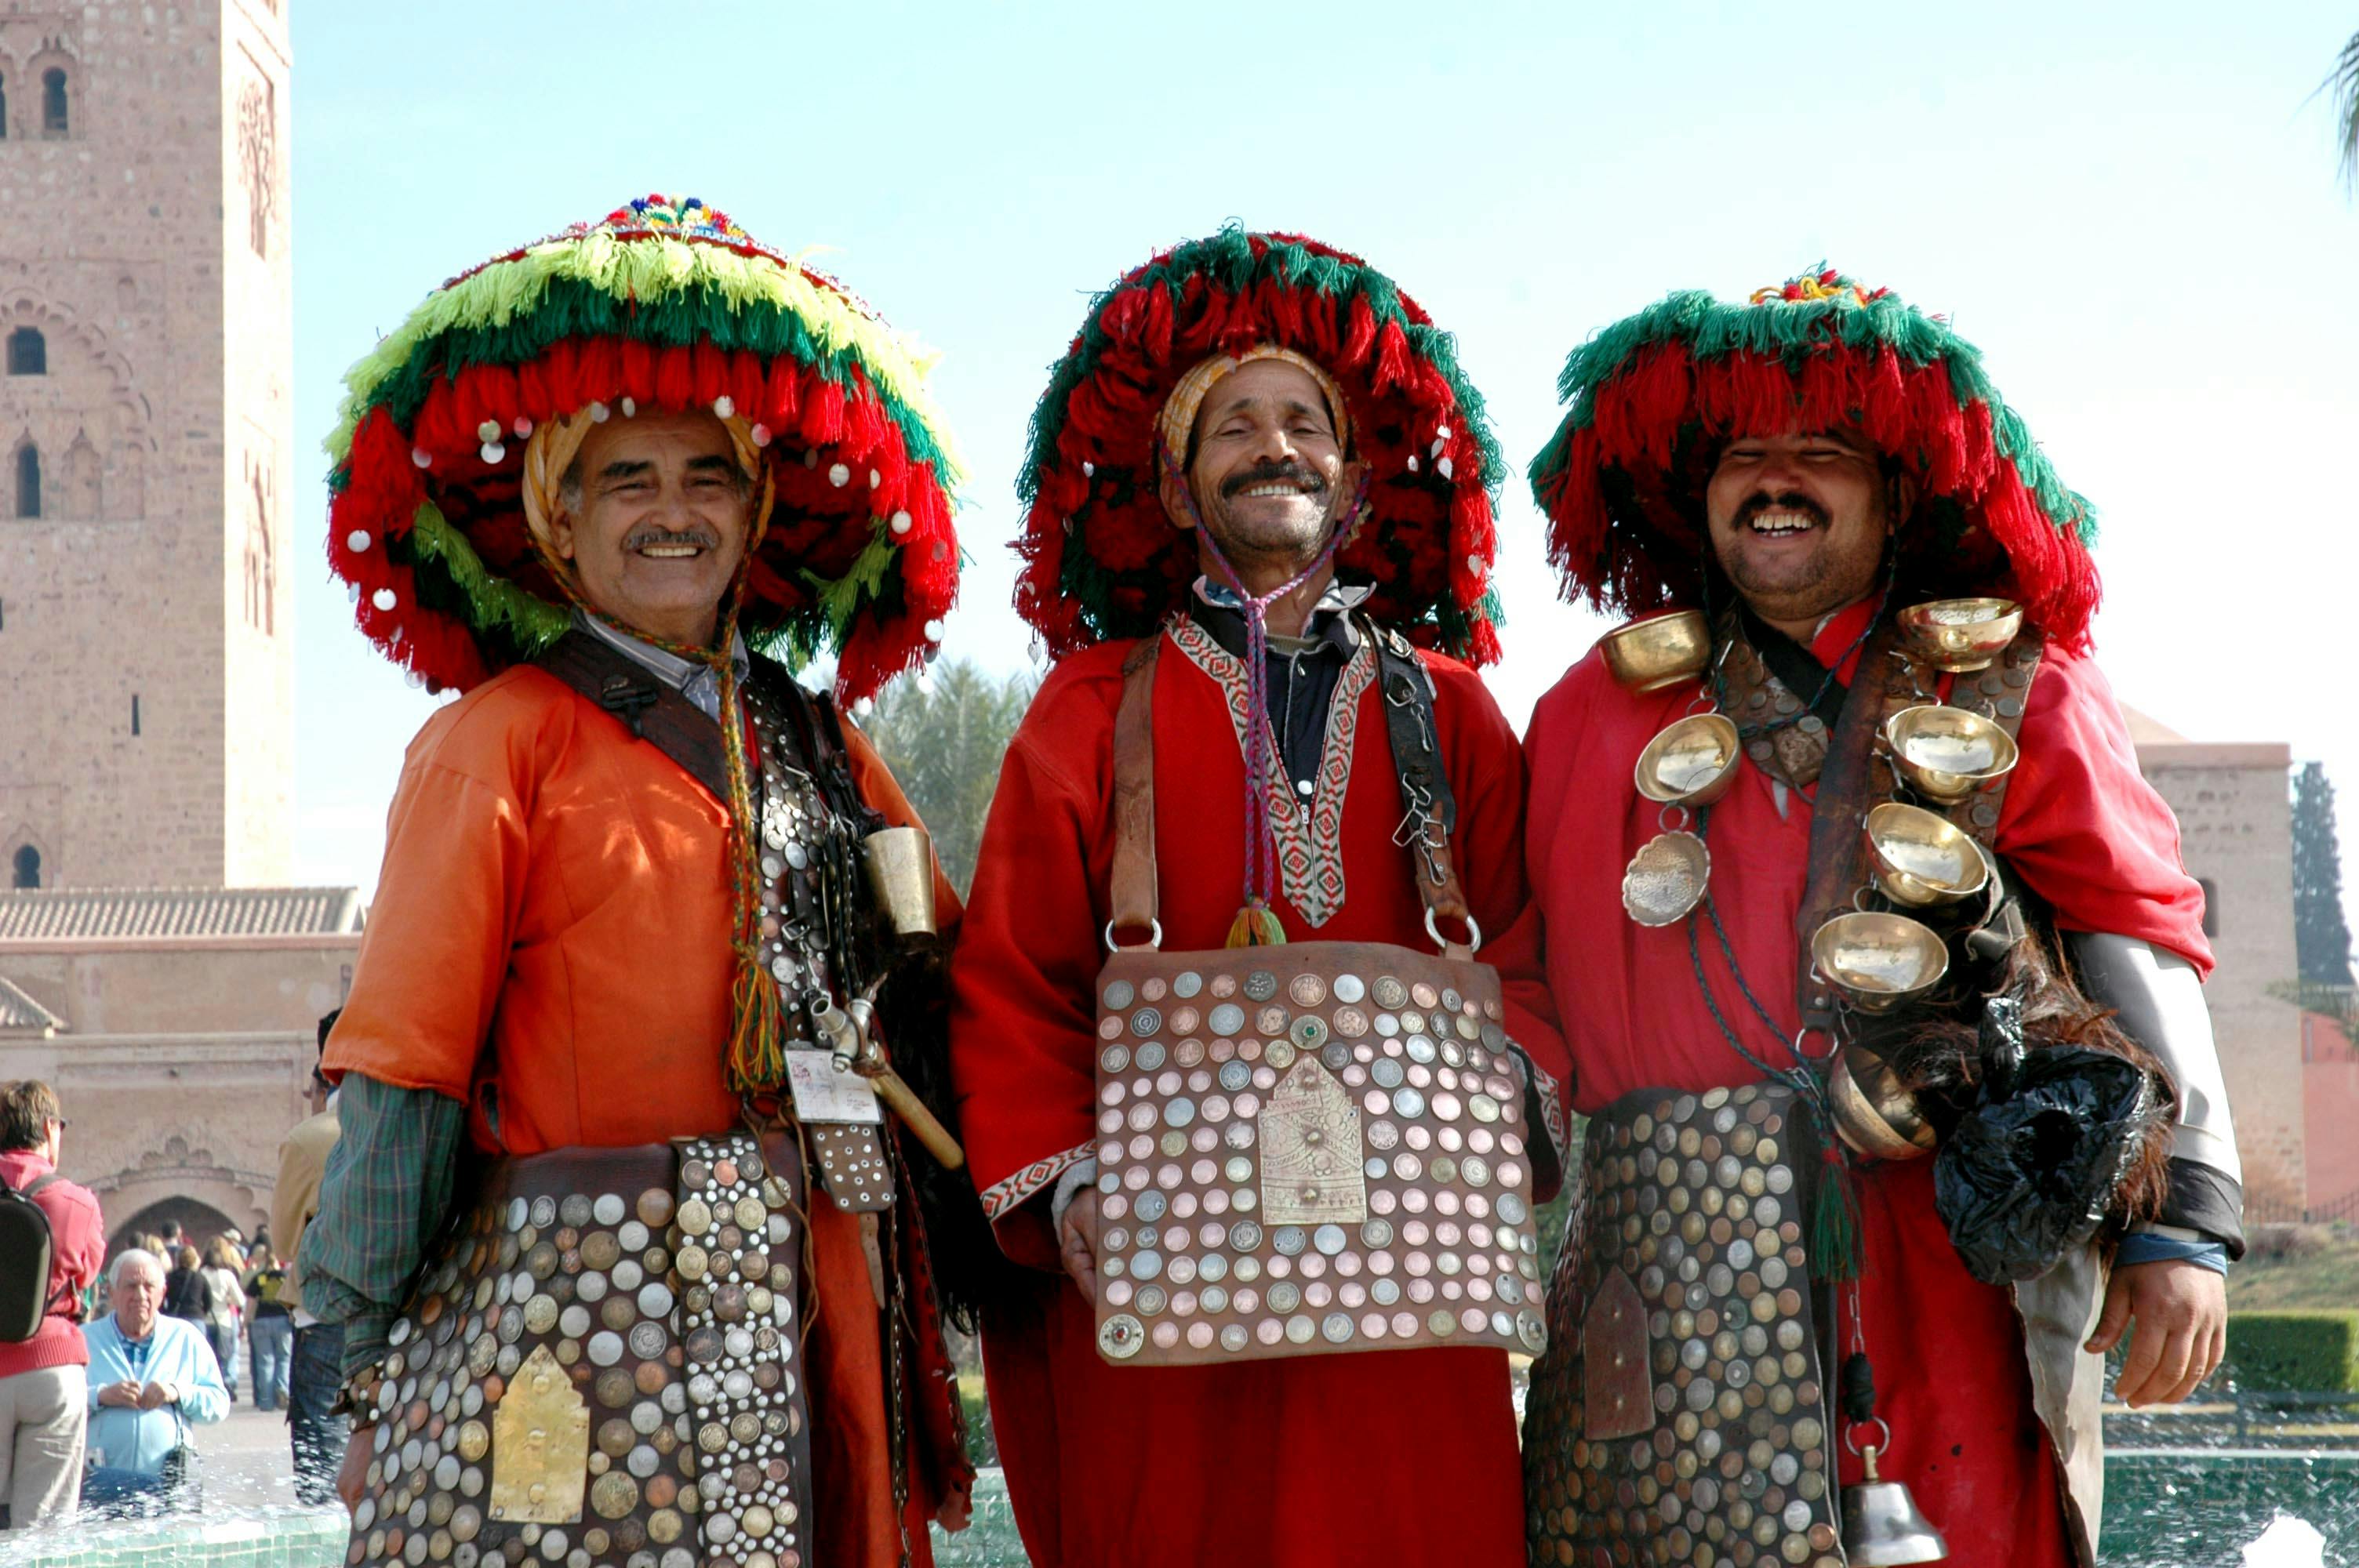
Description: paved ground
187,1385,336,1512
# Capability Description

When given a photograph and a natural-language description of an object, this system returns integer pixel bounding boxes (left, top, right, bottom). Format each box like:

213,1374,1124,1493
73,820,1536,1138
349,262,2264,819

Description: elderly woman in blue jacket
82,1248,228,1512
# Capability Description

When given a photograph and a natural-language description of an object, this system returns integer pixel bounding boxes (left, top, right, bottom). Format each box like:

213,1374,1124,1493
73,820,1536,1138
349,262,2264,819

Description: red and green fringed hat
325,194,962,702
1014,227,1507,664
1530,268,2101,647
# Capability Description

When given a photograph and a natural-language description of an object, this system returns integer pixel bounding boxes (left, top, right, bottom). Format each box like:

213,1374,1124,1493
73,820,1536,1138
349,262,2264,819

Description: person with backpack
239,1245,291,1414
0,1080,104,1533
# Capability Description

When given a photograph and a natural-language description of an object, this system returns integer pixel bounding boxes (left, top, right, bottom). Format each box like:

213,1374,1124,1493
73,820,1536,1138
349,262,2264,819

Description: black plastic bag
1933,996,2158,1283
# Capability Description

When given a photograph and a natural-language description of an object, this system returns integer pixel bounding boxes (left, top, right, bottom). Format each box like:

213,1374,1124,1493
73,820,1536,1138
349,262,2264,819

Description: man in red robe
1509,271,2241,1567
952,230,1572,1568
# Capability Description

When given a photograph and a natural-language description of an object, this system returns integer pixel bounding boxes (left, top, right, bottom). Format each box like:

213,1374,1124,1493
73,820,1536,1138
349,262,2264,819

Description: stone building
2128,711,2351,1220
0,0,354,1249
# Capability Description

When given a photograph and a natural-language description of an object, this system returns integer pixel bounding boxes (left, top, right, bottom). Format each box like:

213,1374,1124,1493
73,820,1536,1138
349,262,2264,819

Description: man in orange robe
300,198,974,1568
1509,271,2241,1567
952,231,1572,1568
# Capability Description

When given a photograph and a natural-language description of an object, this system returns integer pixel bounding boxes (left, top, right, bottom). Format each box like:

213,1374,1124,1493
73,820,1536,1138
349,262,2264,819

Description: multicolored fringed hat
325,194,961,702
1529,268,2100,647
1014,227,1507,665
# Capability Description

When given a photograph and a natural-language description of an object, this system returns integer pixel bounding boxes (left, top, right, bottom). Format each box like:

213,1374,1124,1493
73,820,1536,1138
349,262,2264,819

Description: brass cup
1826,1044,1936,1161
1599,610,1711,693
861,826,937,938
1634,713,1742,808
1809,912,1950,1013
1862,802,1990,909
1896,597,2023,673
1884,704,2019,804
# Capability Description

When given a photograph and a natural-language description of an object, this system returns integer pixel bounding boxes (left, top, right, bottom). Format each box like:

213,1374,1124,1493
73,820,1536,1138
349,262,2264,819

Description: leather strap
537,629,732,802
1370,621,1473,930
1794,618,1915,1033
1107,637,1162,941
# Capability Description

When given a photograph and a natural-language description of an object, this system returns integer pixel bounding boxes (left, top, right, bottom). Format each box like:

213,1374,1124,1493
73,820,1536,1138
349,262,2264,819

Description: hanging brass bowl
1826,1043,1936,1161
1862,802,1990,909
1883,704,2019,804
1809,912,1950,1013
1896,596,2023,673
1599,610,1710,692
1622,831,1710,927
1634,713,1742,808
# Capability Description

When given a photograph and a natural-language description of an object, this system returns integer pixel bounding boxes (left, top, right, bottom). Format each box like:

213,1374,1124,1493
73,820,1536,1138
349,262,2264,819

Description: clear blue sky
290,1,2359,931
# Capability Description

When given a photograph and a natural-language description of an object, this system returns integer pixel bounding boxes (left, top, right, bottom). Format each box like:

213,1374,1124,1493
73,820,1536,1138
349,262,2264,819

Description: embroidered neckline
1166,615,1373,929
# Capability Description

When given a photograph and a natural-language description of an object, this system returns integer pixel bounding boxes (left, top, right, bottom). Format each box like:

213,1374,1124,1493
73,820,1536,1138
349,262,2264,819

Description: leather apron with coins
1088,622,1561,1369
340,633,961,1568
1522,597,2070,1568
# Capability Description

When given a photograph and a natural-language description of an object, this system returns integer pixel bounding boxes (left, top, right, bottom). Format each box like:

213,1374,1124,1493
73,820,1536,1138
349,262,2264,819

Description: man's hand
2088,1258,2227,1408
96,1379,143,1408
135,1381,173,1411
337,1427,375,1514
1057,1189,1099,1297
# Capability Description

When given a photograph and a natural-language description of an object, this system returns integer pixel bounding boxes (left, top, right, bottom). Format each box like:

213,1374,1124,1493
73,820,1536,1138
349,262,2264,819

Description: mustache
1733,491,1828,527
623,526,719,550
1219,460,1329,500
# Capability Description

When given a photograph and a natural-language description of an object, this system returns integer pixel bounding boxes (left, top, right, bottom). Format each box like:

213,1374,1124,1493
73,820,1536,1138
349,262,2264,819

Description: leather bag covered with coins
1089,632,1556,1368
344,1131,817,1568
1523,1083,1848,1568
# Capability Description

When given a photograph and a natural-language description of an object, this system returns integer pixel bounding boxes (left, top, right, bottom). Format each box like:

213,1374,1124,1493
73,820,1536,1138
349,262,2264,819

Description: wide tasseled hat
1013,227,1507,664
1529,268,2102,646
325,194,961,702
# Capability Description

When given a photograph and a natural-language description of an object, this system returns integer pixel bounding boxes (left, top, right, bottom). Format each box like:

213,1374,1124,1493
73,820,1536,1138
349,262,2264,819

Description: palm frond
2330,30,2359,191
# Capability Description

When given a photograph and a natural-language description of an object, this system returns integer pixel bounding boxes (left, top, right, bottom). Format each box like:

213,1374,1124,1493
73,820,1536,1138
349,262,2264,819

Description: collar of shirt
1187,575,1367,663
574,612,751,724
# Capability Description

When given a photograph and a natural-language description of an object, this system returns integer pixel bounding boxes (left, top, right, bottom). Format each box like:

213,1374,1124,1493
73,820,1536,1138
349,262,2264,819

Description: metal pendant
488,1343,589,1524
1259,1057,1368,1225
1622,831,1710,927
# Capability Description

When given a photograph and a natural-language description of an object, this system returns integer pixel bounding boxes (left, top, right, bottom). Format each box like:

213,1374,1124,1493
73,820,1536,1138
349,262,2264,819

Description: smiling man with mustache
300,198,983,1567
1506,272,2241,1568
950,232,1569,1568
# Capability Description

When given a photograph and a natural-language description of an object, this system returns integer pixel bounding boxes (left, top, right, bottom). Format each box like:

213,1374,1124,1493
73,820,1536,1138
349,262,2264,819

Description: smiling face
547,409,754,648
1704,425,1903,637
1159,358,1365,586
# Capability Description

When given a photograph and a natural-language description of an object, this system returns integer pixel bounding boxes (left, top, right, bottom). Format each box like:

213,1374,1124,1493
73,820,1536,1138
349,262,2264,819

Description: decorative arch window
14,445,39,519
11,844,39,889
2197,877,2219,938
6,328,45,376
1,76,9,140
41,68,67,138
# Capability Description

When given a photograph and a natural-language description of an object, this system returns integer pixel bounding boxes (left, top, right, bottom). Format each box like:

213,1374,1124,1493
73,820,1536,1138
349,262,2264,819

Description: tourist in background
273,1014,343,1505
81,1250,228,1516
198,1239,245,1403
159,1247,208,1328
0,1081,104,1533
242,1245,292,1414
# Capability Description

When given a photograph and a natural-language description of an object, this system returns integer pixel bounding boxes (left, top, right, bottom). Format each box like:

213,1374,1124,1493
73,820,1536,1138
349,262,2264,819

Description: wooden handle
867,1068,965,1170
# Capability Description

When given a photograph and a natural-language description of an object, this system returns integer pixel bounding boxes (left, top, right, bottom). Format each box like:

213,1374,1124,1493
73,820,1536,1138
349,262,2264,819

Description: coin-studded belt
343,1131,814,1568
1522,1083,1848,1568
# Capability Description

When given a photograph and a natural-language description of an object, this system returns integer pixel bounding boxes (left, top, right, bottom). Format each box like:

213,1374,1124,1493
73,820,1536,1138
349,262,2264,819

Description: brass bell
1842,1446,1949,1565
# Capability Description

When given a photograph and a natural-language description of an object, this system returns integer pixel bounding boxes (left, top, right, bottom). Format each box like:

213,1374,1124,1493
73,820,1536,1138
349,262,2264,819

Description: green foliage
862,659,1038,897
2294,762,2355,987
2329,31,2359,191
2225,1309,2359,1392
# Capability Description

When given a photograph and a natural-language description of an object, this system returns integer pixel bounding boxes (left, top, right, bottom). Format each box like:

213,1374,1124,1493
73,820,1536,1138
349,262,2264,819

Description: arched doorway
105,1196,241,1263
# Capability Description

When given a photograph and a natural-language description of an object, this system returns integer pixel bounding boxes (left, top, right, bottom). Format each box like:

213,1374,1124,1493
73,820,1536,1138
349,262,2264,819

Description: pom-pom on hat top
1014,227,1507,666
1528,268,2102,648
325,194,962,702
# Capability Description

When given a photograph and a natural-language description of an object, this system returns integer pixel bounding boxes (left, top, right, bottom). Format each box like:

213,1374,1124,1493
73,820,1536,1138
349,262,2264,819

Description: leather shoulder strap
1938,632,2045,852
1794,618,1914,1033
536,630,730,802
1369,622,1472,928
1107,636,1163,938
749,655,884,835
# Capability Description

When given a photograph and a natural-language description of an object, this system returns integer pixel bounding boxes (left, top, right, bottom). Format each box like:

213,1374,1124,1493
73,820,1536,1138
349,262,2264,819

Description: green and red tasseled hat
1014,228,1507,664
325,194,962,702
1529,268,2102,647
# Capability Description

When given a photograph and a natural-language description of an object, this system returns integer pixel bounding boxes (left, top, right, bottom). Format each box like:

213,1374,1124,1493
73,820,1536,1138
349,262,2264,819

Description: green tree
2294,761,2355,987
861,659,1038,897
2328,30,2359,188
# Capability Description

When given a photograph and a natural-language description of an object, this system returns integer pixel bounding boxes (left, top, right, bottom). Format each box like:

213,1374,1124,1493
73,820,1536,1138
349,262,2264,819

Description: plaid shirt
296,1073,466,1377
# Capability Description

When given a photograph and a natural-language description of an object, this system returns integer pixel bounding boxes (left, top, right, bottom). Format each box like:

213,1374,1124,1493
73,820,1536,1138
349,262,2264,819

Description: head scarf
1157,344,1353,462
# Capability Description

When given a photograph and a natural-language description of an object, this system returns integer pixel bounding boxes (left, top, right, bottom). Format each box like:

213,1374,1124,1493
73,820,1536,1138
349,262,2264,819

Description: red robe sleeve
1424,657,1575,1183
947,660,1123,1272
1992,644,2212,975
